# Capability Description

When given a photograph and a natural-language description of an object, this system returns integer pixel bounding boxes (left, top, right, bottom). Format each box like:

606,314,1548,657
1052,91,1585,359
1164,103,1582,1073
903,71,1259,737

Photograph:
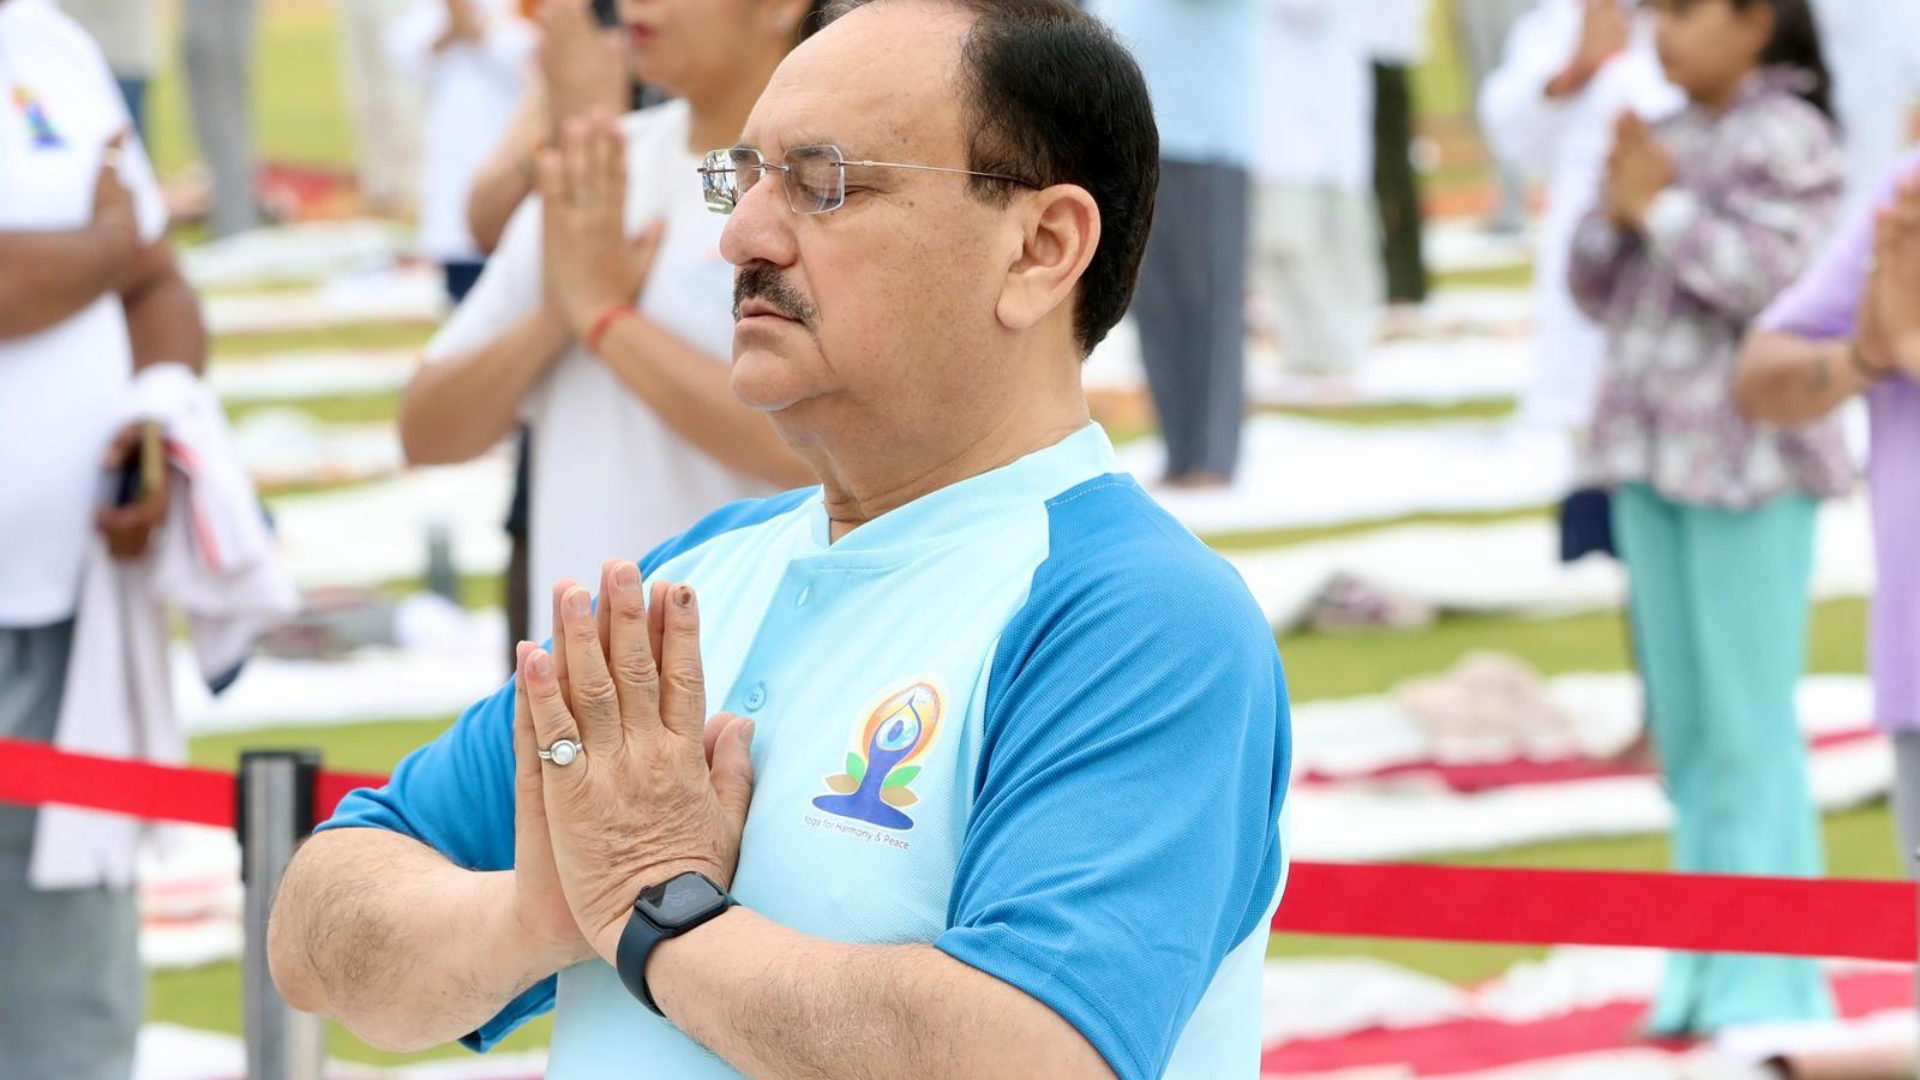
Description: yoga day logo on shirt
811,679,945,832
11,86,62,148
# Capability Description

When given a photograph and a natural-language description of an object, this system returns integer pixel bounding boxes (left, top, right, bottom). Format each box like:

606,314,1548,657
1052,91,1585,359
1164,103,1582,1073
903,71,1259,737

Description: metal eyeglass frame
698,144,1037,216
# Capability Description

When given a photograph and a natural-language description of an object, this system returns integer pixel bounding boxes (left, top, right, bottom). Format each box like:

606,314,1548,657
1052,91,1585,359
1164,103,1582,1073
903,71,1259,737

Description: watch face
638,872,726,930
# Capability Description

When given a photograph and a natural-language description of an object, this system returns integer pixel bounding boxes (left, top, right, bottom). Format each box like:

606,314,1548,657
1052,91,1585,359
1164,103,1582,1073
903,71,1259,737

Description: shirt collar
801,423,1119,564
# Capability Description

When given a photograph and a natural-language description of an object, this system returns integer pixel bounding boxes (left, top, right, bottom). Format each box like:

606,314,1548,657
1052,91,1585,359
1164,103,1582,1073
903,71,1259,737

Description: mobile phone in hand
113,422,164,508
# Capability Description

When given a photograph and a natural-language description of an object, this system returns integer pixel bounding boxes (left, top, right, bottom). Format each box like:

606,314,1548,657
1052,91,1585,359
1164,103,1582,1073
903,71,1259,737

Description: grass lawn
146,0,357,179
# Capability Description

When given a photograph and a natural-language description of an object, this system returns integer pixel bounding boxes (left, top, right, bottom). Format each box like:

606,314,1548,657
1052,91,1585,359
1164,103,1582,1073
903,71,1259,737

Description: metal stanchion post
239,751,325,1080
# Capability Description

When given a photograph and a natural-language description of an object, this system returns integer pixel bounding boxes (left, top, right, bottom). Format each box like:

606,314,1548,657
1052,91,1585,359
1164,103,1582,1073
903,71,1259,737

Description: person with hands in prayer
270,3,1292,1079
1739,164,1920,891
397,0,821,642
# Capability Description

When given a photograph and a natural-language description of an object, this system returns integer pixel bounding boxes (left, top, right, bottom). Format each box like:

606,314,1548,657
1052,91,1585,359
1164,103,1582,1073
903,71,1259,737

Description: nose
719,171,800,271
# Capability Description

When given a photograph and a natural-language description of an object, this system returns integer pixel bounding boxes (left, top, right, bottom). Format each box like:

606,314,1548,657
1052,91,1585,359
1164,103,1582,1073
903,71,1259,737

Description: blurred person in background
1567,0,1845,1035
1737,158,1920,882
57,0,159,141
1369,0,1432,307
0,0,207,1075
1086,0,1258,489
1252,0,1379,377
465,0,633,255
386,0,534,303
338,0,425,217
397,0,820,642
182,0,261,237
460,0,631,660
1804,0,1920,218
1453,0,1540,234
1481,0,1680,759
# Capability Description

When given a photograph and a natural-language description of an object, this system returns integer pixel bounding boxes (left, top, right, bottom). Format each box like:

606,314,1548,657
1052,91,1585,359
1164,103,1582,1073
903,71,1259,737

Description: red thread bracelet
586,305,636,355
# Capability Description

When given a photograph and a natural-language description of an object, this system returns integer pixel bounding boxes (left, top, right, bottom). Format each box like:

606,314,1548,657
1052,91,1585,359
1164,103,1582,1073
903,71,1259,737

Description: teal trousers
1613,483,1834,1033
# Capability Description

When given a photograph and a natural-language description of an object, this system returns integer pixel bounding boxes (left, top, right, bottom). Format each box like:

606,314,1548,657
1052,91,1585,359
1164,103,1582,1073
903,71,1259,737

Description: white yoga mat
181,220,411,290
1227,496,1875,632
210,350,416,403
206,266,446,337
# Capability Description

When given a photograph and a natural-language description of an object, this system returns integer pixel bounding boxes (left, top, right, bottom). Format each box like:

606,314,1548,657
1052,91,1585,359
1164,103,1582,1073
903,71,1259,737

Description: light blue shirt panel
545,440,1068,1079
317,425,1292,1080
1087,0,1259,166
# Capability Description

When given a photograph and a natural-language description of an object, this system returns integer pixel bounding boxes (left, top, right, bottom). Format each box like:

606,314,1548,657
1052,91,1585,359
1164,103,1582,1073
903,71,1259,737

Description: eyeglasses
698,144,1036,216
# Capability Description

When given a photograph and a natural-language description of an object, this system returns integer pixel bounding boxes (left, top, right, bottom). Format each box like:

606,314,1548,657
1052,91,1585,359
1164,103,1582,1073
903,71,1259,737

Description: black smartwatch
614,871,735,1016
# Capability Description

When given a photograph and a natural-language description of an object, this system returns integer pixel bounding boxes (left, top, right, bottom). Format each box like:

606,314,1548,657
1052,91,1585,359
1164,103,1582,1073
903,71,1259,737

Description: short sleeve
935,482,1291,1080
422,196,545,367
315,676,551,1050
1756,154,1920,340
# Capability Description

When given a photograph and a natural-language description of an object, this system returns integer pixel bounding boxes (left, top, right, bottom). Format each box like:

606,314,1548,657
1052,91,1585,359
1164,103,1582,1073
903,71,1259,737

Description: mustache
732,265,817,326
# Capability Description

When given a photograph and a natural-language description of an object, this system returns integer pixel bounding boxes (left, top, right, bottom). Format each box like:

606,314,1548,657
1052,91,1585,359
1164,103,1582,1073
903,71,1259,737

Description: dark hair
824,0,1159,354
1716,0,1836,119
800,0,833,39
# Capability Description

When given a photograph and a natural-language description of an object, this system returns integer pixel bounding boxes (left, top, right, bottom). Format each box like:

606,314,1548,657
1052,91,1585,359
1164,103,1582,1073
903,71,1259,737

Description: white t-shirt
424,101,771,640
1256,0,1374,190
0,0,168,627
386,0,530,263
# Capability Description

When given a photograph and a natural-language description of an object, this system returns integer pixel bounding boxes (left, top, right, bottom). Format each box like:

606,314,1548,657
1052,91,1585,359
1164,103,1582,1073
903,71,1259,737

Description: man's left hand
537,111,666,339
519,559,756,964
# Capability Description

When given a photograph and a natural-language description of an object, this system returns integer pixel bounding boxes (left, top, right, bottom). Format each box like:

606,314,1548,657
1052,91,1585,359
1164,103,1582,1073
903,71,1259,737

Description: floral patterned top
1568,67,1853,509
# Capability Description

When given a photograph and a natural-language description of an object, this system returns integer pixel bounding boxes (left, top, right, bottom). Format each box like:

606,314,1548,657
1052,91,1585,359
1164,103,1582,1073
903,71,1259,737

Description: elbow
266,866,327,1015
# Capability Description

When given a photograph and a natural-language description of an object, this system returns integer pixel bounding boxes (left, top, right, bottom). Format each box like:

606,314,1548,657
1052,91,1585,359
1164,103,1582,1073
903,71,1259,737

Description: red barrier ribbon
2,739,1913,961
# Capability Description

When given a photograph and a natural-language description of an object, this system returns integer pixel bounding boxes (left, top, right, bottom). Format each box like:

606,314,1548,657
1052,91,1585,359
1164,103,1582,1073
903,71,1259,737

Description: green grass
147,0,357,179
1268,399,1518,427
214,323,436,359
1280,597,1867,704
226,391,401,427
1436,264,1537,292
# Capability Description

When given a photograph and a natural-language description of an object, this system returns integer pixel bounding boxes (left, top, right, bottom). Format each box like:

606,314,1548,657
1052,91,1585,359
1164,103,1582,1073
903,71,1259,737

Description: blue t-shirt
1084,0,1260,168
320,425,1292,1080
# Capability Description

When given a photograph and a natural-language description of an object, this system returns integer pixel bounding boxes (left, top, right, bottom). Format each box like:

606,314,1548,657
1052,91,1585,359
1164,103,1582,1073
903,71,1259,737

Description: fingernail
675,586,694,610
516,640,532,663
532,650,553,678
740,719,756,747
567,588,592,617
613,563,641,593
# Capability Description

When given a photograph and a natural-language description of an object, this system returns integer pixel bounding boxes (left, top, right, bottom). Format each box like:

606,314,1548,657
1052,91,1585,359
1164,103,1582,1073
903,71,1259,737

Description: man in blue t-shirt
268,3,1292,1078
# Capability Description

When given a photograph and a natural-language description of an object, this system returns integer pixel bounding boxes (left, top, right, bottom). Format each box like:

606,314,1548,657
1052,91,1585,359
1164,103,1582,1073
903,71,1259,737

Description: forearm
0,228,130,340
1734,332,1873,426
646,908,1114,1080
122,259,207,375
399,309,571,464
269,829,565,1053
595,316,815,488
467,150,537,255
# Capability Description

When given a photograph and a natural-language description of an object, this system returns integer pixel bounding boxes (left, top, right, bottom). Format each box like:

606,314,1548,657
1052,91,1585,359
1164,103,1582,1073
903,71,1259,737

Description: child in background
1567,0,1847,1037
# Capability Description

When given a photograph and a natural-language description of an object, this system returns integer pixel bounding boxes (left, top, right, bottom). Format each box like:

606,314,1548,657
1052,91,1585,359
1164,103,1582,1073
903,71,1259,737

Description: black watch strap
614,871,735,1016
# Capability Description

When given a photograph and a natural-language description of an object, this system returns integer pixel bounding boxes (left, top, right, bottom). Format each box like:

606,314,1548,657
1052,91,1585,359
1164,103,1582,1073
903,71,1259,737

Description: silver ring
538,739,582,767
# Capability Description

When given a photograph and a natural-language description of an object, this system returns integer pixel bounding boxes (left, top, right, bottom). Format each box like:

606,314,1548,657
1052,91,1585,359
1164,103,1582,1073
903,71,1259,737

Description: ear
995,184,1101,340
